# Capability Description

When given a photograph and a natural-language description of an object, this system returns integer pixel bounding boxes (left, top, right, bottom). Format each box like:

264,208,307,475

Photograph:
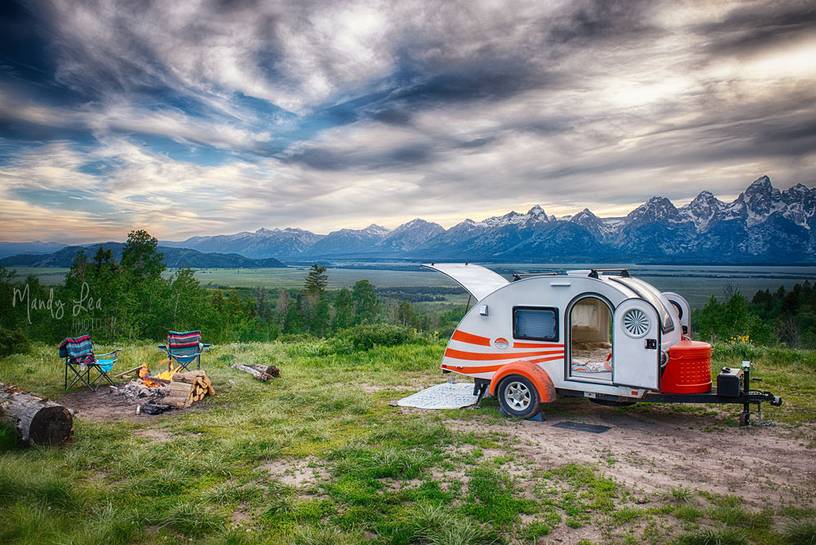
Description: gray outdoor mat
552,421,611,433
397,382,479,409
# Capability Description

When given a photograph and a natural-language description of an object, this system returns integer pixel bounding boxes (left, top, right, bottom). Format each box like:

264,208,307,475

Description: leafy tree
284,293,305,333
169,269,211,330
333,288,354,330
352,280,380,324
309,295,331,336
121,230,164,280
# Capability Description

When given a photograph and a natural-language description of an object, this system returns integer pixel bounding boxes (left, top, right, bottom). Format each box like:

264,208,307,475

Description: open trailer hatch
423,263,509,301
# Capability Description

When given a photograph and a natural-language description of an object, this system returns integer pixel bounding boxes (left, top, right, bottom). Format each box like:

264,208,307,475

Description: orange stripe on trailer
512,341,564,349
442,355,564,375
444,347,564,361
442,363,502,374
451,329,491,346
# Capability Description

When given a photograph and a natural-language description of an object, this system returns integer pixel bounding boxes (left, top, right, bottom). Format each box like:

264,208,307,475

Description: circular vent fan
623,308,650,337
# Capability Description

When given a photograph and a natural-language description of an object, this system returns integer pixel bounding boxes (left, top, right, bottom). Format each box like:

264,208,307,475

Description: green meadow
1,338,815,545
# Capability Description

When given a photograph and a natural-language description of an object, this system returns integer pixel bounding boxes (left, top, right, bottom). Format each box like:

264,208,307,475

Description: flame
138,363,165,389
155,366,180,381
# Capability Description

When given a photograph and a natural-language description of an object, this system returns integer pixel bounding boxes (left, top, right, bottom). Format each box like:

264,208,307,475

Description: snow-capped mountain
569,208,612,239
625,196,684,225
154,176,813,264
679,191,725,231
378,219,445,252
304,224,391,257
164,227,324,259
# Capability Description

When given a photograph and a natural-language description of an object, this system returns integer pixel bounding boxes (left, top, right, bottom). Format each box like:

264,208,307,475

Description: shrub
326,324,423,354
0,327,30,357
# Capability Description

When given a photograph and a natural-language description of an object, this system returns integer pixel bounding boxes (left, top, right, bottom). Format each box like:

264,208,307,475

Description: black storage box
717,367,743,397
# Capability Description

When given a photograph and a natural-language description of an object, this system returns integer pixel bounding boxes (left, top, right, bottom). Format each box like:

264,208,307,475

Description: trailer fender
489,361,556,403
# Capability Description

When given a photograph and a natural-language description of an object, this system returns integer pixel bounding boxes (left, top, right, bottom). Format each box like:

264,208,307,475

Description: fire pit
113,363,215,414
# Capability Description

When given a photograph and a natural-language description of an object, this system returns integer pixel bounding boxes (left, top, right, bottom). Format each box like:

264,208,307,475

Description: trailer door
613,299,661,390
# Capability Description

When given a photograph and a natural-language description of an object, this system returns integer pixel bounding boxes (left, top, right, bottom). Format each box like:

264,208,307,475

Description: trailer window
513,307,559,342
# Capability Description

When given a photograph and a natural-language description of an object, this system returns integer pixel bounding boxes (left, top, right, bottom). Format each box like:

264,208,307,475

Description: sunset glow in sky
1,0,815,242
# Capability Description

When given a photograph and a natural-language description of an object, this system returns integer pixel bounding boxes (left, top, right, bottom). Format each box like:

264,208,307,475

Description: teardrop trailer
426,264,782,426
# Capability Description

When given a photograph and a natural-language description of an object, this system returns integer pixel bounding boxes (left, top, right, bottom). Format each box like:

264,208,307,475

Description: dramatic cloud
0,0,814,241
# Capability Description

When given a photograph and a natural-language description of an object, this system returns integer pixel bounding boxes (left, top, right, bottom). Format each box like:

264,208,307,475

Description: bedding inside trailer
569,297,613,381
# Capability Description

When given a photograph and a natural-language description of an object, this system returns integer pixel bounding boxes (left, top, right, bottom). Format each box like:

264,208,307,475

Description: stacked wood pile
163,371,216,408
0,383,73,445
231,363,280,382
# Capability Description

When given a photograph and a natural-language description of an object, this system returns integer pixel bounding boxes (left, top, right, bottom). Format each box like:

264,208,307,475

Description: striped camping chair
59,335,121,391
159,330,210,371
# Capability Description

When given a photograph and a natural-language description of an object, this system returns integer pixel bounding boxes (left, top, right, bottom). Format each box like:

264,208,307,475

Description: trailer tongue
640,361,783,426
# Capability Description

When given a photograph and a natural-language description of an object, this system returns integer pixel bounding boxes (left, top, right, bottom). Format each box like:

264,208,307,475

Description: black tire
497,374,541,419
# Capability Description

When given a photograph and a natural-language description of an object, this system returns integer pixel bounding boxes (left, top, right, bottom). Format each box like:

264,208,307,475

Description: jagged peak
686,190,724,210
645,195,675,206
747,175,772,190
401,218,433,226
572,207,599,220
626,196,678,221
785,183,813,196
389,218,444,235
691,190,717,201
255,227,315,236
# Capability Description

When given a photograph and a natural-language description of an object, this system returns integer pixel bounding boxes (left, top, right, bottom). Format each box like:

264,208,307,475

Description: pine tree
304,264,328,297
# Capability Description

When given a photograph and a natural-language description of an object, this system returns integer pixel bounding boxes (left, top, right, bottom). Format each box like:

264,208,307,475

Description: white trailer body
425,263,782,424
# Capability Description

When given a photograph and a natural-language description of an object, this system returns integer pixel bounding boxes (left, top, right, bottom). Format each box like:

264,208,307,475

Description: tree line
0,230,454,356
2,228,814,356
693,282,816,348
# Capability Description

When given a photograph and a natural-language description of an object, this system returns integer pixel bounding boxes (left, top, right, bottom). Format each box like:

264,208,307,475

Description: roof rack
588,268,630,278
511,272,559,282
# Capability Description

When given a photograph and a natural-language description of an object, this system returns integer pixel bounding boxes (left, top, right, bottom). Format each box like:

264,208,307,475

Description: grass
0,339,815,544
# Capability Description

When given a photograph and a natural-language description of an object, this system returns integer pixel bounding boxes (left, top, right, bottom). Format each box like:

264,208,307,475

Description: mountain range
163,176,814,264
0,243,285,269
2,176,813,265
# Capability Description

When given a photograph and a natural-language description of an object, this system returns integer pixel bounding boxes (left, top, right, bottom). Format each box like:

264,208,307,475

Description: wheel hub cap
504,381,531,410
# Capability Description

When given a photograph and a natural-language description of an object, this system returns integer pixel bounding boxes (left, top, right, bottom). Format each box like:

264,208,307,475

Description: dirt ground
447,398,816,510
60,386,201,422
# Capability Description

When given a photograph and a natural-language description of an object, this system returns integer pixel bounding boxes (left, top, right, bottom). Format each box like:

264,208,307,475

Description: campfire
114,363,215,414
138,364,165,388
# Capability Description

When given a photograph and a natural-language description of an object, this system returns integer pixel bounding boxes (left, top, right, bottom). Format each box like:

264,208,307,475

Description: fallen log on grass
231,363,280,382
0,383,73,445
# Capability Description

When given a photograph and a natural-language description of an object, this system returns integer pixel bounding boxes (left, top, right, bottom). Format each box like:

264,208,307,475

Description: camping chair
60,335,121,391
159,330,210,371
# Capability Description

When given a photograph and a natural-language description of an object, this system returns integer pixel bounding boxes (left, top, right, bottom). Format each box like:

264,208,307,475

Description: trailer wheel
497,375,540,419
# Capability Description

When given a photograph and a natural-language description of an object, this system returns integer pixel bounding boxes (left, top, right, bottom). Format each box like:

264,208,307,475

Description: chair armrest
96,350,121,358
158,345,168,351
201,343,212,351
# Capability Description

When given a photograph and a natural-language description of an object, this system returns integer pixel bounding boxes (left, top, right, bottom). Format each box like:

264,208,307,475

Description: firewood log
172,371,206,384
0,383,73,445
231,364,277,382
247,364,280,377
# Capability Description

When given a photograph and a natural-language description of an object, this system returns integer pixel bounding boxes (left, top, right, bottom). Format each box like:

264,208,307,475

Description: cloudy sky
1,0,815,242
